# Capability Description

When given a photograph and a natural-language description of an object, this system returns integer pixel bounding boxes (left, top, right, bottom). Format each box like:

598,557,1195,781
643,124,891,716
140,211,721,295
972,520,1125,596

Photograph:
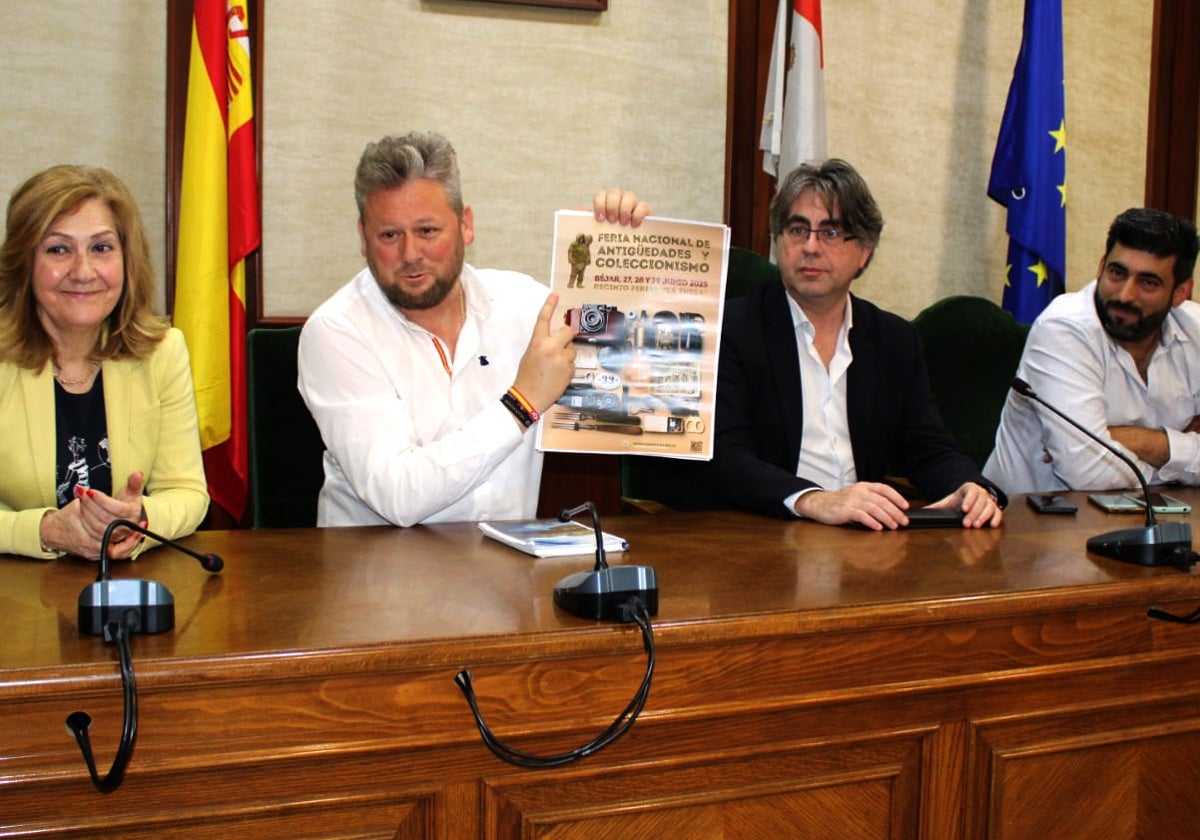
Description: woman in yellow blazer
0,165,208,560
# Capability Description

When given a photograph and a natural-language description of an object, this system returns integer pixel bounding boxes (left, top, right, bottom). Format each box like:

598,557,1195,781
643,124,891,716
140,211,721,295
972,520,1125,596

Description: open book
478,519,628,558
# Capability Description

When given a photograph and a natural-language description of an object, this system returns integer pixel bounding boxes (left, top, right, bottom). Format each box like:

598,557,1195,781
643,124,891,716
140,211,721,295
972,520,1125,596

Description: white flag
760,0,827,179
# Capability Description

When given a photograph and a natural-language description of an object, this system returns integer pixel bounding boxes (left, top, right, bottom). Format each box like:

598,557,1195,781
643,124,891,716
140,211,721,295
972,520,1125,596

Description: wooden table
3,492,1200,838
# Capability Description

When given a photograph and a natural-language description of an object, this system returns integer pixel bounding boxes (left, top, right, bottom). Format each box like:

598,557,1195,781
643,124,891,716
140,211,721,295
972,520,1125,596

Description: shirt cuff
1158,427,1200,483
783,486,822,518
36,508,64,558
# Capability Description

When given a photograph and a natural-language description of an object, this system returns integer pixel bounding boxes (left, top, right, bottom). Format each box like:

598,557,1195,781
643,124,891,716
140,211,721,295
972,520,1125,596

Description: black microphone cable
1148,599,1200,624
67,519,224,791
66,610,140,793
455,597,655,768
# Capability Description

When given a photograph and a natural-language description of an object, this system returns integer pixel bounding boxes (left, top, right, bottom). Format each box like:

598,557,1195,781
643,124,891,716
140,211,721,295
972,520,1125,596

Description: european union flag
988,0,1066,324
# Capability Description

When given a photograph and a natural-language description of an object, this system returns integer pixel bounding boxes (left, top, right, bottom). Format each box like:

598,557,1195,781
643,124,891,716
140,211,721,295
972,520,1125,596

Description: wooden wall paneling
537,452,622,518
725,0,779,254
969,695,1200,838
482,736,923,837
6,507,1200,836
1145,0,1200,219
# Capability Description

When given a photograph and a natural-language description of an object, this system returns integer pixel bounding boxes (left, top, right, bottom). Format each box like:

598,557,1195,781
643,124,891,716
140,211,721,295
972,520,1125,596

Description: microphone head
559,501,594,522
201,553,225,573
1011,376,1035,397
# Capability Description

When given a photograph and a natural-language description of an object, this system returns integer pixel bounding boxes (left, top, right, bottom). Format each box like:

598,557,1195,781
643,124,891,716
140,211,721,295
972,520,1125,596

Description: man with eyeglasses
702,159,1005,529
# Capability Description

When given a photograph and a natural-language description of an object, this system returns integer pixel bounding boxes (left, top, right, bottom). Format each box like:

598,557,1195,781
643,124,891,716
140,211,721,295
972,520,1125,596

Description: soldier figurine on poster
537,211,730,460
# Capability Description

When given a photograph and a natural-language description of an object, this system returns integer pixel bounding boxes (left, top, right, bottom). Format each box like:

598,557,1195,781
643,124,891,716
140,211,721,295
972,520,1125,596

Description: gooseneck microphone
552,501,658,621
1010,377,1193,568
69,517,225,794
1012,378,1158,526
98,518,224,572
560,501,608,571
77,518,225,636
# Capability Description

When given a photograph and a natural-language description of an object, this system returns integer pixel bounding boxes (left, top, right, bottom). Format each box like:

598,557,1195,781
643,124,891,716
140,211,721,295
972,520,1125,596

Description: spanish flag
175,0,259,520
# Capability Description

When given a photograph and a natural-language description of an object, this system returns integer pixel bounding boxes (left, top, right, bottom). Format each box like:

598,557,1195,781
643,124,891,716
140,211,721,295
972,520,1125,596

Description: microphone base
78,579,176,636
1086,522,1195,569
554,565,659,622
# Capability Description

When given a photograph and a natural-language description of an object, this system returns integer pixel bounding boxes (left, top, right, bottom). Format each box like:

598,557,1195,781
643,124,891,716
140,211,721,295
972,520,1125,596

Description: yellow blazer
0,328,209,558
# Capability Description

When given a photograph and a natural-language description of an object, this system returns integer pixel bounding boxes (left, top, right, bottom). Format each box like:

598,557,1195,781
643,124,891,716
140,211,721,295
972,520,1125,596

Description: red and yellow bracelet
501,386,540,428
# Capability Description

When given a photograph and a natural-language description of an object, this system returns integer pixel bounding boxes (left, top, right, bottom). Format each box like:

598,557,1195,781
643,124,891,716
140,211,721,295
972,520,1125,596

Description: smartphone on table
1125,492,1191,514
1027,494,1078,514
1087,491,1191,514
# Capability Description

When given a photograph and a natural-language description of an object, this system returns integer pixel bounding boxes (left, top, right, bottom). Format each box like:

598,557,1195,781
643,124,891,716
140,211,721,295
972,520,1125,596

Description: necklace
53,361,100,386
432,287,469,380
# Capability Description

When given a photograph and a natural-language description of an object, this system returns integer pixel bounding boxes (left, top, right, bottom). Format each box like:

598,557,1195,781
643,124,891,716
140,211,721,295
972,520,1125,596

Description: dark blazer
702,281,1004,518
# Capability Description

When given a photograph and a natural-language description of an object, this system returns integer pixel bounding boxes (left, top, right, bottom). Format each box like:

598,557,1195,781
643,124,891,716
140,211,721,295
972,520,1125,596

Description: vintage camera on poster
566,304,628,344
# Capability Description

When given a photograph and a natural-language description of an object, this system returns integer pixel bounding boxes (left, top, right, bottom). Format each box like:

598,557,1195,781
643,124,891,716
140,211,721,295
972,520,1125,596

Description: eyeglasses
782,224,857,245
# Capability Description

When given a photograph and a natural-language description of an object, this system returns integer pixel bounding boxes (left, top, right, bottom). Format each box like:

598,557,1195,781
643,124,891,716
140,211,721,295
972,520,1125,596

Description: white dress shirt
298,264,550,526
984,279,1200,494
783,295,856,514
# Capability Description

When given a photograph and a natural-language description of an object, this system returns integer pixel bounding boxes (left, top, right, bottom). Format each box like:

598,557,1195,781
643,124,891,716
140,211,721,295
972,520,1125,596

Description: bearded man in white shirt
985,207,1200,495
298,131,648,526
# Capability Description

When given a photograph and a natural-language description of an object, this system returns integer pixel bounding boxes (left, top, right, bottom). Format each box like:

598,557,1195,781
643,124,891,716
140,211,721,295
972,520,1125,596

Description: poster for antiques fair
537,210,730,460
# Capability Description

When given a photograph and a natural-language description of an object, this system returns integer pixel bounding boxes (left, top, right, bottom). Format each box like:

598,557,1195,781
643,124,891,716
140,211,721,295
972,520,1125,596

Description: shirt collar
787,292,854,339
1162,304,1191,349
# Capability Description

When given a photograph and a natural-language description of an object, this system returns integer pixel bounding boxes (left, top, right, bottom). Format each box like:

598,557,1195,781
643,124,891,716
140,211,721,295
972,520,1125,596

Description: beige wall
261,0,729,317
0,1,167,308
0,1,1156,321
826,1,1151,316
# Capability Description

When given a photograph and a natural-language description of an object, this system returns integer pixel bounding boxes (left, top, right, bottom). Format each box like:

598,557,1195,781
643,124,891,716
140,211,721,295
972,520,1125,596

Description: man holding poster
298,131,648,527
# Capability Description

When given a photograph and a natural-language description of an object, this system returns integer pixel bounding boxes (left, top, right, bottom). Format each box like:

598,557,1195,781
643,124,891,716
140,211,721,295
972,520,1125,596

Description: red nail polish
74,486,84,497
86,489,96,499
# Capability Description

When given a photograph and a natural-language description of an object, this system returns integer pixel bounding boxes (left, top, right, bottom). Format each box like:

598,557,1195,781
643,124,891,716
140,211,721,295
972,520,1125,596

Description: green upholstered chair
724,242,781,299
246,326,326,528
619,245,780,511
911,295,1031,469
